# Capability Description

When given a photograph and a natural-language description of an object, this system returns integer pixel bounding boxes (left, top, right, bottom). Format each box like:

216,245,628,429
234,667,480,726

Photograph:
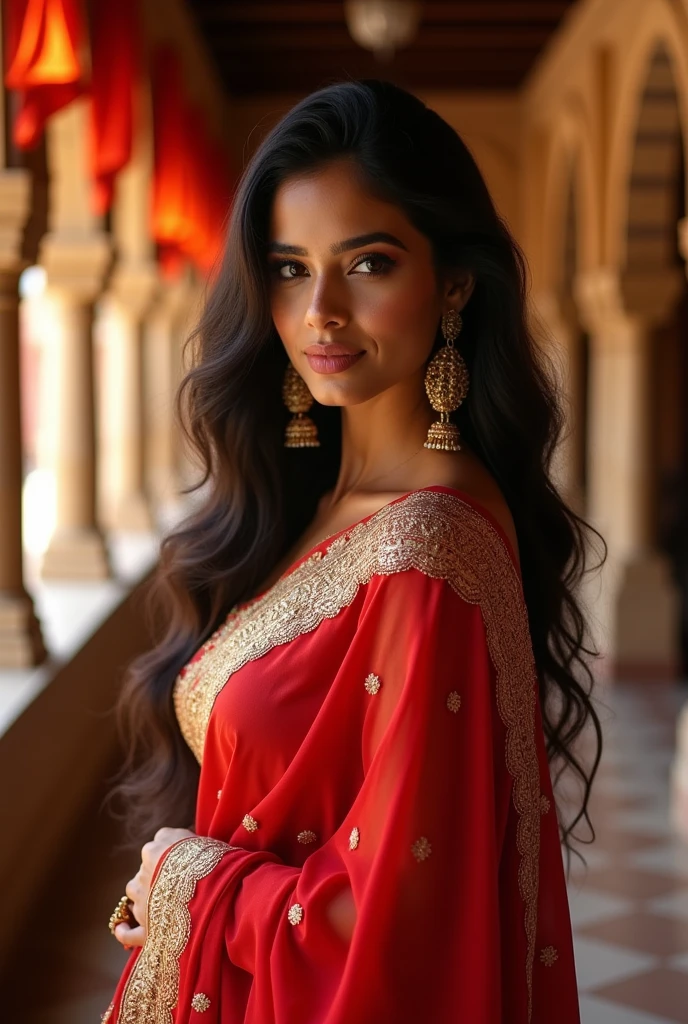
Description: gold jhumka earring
423,309,470,452
282,363,321,448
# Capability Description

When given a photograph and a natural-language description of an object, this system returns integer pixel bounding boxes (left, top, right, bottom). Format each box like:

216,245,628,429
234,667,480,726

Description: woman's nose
305,276,349,331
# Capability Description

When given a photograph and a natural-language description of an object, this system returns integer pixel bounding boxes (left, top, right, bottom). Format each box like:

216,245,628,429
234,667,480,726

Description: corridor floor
567,680,688,1023
2,680,688,1023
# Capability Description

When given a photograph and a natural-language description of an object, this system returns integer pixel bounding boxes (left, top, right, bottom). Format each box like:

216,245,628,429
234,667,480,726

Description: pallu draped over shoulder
104,484,580,1024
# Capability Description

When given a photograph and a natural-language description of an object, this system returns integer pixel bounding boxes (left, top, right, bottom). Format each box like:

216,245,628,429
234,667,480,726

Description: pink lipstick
303,348,364,376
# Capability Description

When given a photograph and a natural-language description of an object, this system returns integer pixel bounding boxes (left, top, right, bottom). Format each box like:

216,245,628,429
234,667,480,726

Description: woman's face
267,158,472,407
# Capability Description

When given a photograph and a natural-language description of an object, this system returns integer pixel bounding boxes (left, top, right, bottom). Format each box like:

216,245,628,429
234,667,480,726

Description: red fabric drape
102,486,581,1023
89,0,140,215
4,0,88,150
151,47,231,278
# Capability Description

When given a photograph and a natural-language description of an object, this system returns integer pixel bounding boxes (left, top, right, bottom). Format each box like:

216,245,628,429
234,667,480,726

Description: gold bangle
109,894,135,936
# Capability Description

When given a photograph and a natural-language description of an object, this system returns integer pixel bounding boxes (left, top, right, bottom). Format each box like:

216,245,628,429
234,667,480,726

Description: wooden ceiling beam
193,1,572,24
209,27,554,51
186,0,576,96
222,69,526,95
219,51,536,76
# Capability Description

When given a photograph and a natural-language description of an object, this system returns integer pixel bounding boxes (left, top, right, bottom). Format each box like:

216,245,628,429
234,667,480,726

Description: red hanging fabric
4,0,88,150
151,48,192,276
151,47,232,278
89,0,140,215
205,136,234,277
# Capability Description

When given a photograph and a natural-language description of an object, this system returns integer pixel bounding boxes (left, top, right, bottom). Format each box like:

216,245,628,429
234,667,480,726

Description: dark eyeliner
348,252,397,275
269,252,396,279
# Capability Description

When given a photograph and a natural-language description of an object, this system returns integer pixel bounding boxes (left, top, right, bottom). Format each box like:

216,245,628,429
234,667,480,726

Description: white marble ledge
0,531,160,738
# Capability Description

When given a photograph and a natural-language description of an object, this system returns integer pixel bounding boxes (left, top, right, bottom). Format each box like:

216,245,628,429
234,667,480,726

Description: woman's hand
114,827,196,949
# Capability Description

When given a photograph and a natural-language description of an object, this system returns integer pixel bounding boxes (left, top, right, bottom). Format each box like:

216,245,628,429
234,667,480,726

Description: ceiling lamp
344,1,422,62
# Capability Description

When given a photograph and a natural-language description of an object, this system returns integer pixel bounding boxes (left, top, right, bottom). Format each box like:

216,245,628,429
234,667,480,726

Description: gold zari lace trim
172,489,540,1019
117,837,237,1024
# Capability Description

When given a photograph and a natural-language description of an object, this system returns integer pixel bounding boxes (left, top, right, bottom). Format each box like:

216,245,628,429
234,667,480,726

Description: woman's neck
327,378,438,505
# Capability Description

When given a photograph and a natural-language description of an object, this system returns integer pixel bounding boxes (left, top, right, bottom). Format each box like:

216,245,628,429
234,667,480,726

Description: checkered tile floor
2,681,688,1022
567,680,688,1023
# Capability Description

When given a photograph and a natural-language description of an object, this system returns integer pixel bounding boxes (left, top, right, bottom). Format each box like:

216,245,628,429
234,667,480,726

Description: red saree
104,485,580,1023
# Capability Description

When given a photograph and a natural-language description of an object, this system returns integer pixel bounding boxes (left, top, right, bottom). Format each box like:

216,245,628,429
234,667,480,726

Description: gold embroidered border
173,489,540,1018
116,837,237,1024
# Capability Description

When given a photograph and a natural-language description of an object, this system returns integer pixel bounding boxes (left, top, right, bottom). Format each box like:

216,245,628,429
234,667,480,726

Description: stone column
0,170,46,666
144,274,203,525
39,234,112,578
98,81,159,532
99,266,158,530
39,100,113,579
575,267,682,677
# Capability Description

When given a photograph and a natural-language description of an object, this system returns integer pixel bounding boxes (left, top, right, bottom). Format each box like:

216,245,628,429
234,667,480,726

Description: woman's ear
444,270,475,310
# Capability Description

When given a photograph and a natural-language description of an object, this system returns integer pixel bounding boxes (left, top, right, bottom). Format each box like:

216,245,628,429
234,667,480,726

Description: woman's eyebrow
267,232,409,257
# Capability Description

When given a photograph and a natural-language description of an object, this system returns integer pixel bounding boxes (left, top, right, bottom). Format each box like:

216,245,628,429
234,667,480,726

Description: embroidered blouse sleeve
106,532,555,1024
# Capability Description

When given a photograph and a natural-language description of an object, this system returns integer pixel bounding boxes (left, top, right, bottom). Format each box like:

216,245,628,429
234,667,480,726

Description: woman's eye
271,254,394,280
350,254,394,275
274,261,308,279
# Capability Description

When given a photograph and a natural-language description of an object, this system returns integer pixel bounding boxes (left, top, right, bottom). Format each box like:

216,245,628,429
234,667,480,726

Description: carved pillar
99,84,158,531
99,266,158,530
0,171,46,666
144,278,191,521
574,267,682,677
40,102,112,578
39,236,112,577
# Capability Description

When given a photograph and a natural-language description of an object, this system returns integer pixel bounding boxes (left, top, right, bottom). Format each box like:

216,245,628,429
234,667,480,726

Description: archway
625,43,688,675
623,40,686,675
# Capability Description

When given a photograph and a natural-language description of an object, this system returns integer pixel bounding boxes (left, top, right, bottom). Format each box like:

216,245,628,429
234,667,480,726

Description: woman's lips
305,351,365,374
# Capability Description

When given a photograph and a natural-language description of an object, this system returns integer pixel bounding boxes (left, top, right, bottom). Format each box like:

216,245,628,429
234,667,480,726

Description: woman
103,79,603,1023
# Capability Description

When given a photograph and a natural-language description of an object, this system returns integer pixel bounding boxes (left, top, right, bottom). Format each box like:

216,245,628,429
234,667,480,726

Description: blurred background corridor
1,1,688,1021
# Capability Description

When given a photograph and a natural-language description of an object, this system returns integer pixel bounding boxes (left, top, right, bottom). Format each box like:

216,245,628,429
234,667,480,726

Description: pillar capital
153,273,200,324
0,169,31,272
107,261,159,320
40,231,112,303
573,266,684,340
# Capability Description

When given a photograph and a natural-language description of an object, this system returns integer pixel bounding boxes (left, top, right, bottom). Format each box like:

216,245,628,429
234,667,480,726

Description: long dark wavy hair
112,79,605,866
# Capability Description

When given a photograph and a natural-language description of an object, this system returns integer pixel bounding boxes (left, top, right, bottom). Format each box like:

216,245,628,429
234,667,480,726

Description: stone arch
531,109,598,513
540,102,601,293
624,42,684,274
604,0,688,266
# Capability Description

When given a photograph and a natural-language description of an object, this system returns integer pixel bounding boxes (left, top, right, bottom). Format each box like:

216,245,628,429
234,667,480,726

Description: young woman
103,79,603,1023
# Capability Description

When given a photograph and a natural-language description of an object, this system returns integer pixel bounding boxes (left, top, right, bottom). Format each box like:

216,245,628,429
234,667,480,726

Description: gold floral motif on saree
117,837,237,1024
172,489,540,1020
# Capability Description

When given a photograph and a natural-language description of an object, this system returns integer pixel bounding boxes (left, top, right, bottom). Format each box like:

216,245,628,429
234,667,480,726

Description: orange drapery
151,47,231,277
4,0,88,150
89,0,140,215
